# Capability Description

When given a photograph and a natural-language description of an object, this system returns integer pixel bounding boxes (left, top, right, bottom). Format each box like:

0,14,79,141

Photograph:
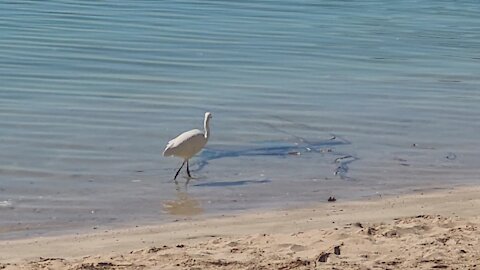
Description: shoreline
1,184,479,269
1,181,472,241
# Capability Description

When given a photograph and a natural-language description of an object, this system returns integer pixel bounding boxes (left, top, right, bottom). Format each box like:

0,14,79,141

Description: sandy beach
1,185,479,269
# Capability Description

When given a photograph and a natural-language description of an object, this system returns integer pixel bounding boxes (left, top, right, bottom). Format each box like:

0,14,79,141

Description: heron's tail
163,142,174,157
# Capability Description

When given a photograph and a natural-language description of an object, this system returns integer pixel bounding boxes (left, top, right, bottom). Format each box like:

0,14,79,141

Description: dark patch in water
193,179,271,187
445,152,457,160
191,116,358,180
333,155,358,180
193,134,357,180
438,79,461,83
201,135,349,160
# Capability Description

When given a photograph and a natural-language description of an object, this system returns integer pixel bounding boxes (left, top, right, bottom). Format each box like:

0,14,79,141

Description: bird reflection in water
162,180,203,216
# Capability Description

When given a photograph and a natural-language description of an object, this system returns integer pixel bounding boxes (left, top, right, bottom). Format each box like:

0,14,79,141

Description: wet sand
1,185,479,269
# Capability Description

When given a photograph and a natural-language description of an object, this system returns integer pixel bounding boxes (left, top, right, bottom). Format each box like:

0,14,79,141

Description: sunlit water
1,0,479,239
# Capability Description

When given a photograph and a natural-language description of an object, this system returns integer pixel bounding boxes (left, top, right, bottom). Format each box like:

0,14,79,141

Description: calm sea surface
1,1,479,239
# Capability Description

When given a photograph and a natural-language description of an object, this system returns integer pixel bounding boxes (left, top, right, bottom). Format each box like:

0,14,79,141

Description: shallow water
1,0,479,239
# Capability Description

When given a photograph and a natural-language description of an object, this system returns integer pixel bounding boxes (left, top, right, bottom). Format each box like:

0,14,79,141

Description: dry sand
1,185,479,269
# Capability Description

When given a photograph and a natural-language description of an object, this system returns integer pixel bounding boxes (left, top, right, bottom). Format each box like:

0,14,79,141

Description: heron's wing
163,129,204,156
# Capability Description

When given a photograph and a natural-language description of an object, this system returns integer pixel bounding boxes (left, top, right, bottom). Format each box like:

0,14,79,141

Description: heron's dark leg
174,160,186,180
186,159,192,178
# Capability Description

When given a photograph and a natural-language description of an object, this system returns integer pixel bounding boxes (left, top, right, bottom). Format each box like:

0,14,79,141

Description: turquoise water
1,1,479,239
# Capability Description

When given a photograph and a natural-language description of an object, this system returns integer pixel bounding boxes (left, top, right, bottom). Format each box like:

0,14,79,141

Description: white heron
163,112,212,180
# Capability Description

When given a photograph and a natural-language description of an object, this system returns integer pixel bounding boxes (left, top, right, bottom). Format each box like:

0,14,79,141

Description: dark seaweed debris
333,155,358,180
193,135,357,180
193,116,358,180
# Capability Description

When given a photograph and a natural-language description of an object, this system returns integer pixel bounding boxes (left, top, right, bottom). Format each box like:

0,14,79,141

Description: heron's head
205,112,212,120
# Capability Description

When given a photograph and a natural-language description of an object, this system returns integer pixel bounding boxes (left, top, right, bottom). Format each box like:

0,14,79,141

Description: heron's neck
204,117,210,140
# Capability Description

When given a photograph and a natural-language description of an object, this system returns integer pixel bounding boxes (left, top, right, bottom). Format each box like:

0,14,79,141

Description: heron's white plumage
163,112,212,179
163,129,206,159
